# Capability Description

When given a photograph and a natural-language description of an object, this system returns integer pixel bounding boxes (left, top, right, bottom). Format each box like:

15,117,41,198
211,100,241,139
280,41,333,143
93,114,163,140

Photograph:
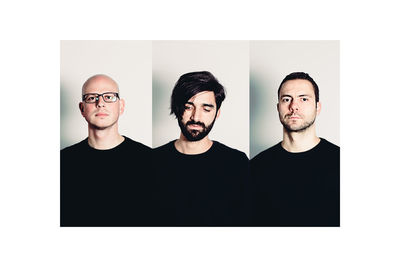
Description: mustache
186,120,206,128
285,113,302,118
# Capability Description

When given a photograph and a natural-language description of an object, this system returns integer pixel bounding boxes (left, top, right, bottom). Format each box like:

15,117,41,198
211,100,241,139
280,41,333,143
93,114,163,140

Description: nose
96,95,106,108
190,107,201,122
289,99,299,112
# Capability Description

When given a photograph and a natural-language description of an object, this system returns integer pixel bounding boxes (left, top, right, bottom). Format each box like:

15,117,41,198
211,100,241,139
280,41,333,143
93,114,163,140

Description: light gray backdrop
250,40,340,159
152,41,250,156
60,41,152,149
60,40,339,157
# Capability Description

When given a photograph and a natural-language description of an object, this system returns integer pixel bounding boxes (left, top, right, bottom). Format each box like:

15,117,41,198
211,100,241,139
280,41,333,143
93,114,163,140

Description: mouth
95,113,109,117
286,114,301,119
188,124,203,130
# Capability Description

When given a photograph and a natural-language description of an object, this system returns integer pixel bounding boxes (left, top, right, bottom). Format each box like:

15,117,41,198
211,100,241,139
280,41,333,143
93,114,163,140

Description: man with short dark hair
153,71,249,226
61,74,152,226
251,72,340,226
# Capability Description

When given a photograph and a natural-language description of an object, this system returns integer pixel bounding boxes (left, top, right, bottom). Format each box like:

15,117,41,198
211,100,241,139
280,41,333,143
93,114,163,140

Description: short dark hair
278,72,319,103
170,71,226,119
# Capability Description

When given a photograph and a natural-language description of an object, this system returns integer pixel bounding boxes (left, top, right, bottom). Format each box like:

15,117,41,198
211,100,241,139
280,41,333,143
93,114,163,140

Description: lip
287,114,301,119
95,113,109,117
188,124,203,129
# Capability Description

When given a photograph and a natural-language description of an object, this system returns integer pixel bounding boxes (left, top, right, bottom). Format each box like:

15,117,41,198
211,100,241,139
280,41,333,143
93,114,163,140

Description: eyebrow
280,94,292,99
298,94,312,98
280,94,312,99
186,102,215,108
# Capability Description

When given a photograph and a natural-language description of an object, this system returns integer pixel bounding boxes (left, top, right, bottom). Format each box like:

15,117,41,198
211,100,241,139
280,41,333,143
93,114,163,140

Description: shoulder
251,142,282,163
212,141,249,161
120,137,152,162
153,140,176,157
60,139,89,166
61,139,88,155
318,138,340,153
151,141,177,165
122,136,151,151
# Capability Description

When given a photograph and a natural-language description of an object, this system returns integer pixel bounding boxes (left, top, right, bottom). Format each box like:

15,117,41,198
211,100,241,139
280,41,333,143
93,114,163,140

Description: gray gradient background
60,41,152,149
152,41,250,156
250,41,340,159
60,41,338,157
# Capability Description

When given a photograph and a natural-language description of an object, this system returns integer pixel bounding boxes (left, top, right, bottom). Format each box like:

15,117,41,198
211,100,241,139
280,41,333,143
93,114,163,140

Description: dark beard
178,117,216,141
280,115,316,133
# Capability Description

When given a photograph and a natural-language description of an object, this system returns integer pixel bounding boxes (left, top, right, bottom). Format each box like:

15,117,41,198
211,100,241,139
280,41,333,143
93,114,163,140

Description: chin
90,121,115,130
93,125,110,130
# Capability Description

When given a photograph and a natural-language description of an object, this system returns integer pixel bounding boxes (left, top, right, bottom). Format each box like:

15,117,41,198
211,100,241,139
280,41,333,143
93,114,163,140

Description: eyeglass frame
82,92,120,103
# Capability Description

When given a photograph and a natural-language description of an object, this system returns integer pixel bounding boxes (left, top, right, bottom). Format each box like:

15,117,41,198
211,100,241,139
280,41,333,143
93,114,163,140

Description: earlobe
79,102,84,113
316,102,321,115
119,99,125,115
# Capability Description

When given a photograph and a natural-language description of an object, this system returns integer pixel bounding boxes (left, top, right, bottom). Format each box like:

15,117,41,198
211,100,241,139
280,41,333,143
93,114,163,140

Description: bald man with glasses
61,74,152,226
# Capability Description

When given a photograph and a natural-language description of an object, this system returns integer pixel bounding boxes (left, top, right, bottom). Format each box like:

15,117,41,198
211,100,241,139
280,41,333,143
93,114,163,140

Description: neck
174,133,213,155
281,125,320,152
87,124,124,150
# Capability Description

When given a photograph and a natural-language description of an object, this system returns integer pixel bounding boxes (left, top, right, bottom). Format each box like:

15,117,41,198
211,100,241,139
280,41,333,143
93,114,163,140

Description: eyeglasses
82,92,120,103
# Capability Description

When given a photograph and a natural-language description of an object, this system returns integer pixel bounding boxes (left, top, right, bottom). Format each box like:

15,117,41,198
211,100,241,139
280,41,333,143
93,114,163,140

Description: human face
179,91,220,141
277,79,321,132
79,76,124,130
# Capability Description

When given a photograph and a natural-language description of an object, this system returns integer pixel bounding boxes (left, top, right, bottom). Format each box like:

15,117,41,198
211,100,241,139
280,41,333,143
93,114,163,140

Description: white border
1,1,399,266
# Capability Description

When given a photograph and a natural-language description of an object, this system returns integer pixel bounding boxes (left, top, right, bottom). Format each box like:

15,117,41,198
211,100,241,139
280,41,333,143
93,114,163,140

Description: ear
79,102,84,115
119,99,125,115
316,101,321,116
216,108,221,119
277,103,279,112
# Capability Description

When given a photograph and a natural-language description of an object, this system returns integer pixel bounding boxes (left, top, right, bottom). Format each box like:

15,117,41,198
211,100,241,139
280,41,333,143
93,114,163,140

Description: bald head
82,74,119,95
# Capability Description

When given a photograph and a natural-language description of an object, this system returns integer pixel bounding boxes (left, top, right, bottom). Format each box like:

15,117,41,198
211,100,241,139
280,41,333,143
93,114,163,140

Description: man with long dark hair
153,71,249,226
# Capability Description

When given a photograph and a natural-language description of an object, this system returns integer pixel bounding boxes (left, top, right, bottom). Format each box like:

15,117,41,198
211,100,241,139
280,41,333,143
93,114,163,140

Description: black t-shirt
60,136,152,226
152,140,249,226
250,138,340,226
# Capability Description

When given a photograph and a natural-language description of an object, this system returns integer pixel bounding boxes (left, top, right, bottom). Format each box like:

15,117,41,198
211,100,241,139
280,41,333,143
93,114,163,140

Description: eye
203,108,211,112
282,97,290,103
301,97,309,102
86,95,96,102
104,94,115,101
184,105,193,110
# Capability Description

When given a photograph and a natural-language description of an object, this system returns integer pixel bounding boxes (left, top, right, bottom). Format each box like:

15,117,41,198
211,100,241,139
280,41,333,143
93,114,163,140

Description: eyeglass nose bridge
83,92,119,103
94,94,103,103
94,94,105,105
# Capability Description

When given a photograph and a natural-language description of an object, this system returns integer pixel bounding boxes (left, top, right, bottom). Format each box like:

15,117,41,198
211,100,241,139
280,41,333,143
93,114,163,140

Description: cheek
83,106,93,116
304,104,316,114
278,103,287,110
278,106,286,115
181,110,191,120
205,111,217,122
109,104,120,115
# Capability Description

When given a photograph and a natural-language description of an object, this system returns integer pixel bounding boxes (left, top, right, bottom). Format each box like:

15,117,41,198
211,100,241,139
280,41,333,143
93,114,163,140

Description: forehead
187,91,216,105
279,79,315,98
83,76,119,94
